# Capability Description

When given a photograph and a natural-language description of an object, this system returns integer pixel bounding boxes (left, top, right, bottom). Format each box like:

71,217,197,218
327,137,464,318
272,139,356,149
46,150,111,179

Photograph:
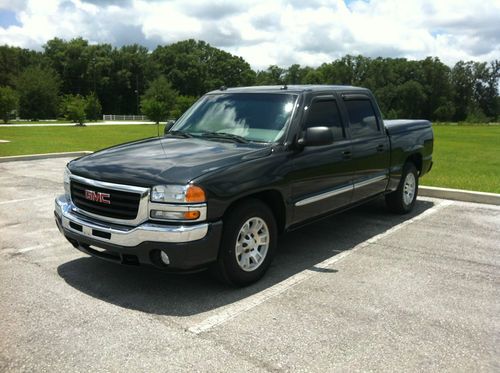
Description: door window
345,99,380,138
304,99,345,140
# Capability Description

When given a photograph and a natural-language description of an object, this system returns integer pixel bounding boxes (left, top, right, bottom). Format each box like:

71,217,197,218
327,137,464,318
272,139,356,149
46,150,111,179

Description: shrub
85,92,102,121
62,94,86,126
0,86,19,123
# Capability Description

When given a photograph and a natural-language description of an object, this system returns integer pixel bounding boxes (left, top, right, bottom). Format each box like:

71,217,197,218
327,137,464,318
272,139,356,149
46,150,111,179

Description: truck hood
68,136,272,187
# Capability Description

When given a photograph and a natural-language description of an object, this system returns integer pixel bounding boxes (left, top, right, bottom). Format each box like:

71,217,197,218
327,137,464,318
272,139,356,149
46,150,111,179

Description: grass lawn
0,124,164,156
420,124,500,193
0,123,498,193
7,120,103,124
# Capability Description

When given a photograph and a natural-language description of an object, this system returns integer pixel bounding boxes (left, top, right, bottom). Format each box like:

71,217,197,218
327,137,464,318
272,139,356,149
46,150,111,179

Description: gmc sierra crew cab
54,85,433,286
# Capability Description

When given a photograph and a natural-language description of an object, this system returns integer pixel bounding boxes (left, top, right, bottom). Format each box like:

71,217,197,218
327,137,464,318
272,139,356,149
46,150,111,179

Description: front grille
71,180,141,220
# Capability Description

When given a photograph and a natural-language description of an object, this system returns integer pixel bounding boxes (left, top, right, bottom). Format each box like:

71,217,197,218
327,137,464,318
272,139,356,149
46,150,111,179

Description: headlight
151,184,206,203
64,167,71,196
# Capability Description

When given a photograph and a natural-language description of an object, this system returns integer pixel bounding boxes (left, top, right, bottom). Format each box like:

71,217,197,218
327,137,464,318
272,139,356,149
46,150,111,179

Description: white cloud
0,0,499,69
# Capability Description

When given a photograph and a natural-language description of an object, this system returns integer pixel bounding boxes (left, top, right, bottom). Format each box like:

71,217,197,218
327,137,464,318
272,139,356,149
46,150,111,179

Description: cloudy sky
0,0,499,70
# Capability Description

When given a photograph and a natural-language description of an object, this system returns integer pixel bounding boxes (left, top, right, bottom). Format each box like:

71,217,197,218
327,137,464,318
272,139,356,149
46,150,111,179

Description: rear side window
304,99,345,139
345,99,380,138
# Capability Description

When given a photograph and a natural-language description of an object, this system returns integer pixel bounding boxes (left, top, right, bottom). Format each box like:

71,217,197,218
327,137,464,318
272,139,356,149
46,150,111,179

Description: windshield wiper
198,131,249,143
167,130,193,138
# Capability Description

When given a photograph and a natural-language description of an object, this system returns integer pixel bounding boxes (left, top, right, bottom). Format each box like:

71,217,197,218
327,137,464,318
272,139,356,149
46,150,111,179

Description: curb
420,186,500,206
0,151,93,163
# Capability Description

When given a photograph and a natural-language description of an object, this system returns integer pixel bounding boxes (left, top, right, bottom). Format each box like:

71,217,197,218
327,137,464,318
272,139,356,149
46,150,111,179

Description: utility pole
135,75,139,115
92,57,96,93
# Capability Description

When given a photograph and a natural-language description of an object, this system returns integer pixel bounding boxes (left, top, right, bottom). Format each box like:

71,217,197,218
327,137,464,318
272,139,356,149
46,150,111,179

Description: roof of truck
207,85,370,94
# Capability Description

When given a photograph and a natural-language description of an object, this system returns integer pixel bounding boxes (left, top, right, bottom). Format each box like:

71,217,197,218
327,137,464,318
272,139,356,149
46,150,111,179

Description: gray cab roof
207,85,370,95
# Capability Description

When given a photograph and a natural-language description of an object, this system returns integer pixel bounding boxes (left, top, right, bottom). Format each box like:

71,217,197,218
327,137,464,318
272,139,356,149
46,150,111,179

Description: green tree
86,43,114,114
302,68,324,84
451,61,475,121
112,44,152,114
255,65,286,85
62,94,86,125
0,45,45,87
0,86,19,123
85,92,102,121
3,37,498,122
418,57,454,120
152,39,254,96
471,60,499,121
284,64,305,84
393,80,427,118
16,66,61,120
44,37,90,95
140,76,177,123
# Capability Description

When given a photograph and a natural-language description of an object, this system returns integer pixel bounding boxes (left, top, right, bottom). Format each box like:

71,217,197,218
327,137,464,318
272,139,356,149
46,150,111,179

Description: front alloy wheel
212,199,277,286
235,217,270,272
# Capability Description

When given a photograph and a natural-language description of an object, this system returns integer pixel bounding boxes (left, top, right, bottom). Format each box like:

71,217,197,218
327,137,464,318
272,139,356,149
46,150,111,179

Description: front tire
212,199,277,286
385,163,419,214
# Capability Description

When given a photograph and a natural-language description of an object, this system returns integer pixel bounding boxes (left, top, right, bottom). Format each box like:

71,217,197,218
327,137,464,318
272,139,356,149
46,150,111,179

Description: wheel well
406,153,422,174
225,190,286,234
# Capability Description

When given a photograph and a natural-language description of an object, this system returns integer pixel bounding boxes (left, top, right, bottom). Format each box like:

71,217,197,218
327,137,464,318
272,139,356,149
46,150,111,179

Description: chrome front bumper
54,195,209,247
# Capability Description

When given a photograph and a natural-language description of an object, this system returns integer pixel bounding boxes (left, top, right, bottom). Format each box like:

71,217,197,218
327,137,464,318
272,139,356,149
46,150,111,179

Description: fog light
151,209,200,220
160,251,170,265
151,210,183,220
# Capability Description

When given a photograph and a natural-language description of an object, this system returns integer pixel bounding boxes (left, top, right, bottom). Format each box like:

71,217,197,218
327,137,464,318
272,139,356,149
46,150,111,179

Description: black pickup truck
54,85,433,286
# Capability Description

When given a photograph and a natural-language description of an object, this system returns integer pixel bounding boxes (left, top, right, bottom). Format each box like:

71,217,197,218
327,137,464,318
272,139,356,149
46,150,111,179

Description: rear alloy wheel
212,199,277,286
402,172,417,206
385,162,419,214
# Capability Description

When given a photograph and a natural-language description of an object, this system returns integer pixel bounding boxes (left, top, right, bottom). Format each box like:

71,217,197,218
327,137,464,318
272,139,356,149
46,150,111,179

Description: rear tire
211,199,277,287
385,163,419,214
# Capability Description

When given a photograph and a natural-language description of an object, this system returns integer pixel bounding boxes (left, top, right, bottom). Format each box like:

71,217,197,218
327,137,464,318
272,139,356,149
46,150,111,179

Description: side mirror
164,119,176,135
297,126,333,147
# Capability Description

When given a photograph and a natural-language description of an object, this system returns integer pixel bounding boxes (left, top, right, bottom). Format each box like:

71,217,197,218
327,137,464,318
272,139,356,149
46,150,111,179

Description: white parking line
0,197,45,205
17,243,52,253
188,199,454,334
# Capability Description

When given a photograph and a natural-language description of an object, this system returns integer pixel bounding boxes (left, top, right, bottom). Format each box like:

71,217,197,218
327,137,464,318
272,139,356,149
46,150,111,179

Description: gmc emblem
84,189,111,204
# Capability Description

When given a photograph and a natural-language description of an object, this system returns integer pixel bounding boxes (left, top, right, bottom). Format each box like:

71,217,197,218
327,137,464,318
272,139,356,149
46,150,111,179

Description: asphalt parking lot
1,157,499,372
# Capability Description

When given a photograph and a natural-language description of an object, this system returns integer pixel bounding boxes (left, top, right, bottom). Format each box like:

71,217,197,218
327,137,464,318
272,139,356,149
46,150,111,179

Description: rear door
290,94,354,225
342,94,390,201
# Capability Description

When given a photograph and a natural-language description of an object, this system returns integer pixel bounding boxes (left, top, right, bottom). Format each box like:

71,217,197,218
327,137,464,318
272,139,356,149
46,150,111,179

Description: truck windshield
171,93,298,143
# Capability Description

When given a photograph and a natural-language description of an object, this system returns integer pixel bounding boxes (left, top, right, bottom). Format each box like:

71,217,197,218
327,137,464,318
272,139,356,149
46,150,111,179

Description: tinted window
304,99,344,139
345,99,380,138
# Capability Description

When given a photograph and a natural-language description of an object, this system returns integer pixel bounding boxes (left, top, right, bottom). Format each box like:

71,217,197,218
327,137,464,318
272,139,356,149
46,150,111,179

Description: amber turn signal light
183,210,201,220
185,185,206,203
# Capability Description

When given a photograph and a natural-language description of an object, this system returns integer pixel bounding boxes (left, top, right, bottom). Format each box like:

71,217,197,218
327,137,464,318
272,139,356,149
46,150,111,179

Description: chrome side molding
295,184,353,207
295,173,388,207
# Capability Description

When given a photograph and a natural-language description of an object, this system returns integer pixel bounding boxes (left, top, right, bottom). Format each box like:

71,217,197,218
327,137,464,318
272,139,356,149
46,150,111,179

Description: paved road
1,158,499,372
